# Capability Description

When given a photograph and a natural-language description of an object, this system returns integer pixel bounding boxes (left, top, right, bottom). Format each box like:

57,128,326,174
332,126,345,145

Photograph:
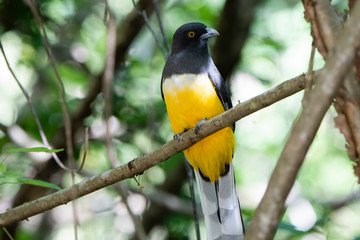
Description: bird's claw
195,118,207,135
173,133,182,142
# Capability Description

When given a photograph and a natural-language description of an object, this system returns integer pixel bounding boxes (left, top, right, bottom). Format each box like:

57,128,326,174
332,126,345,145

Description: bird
161,22,244,240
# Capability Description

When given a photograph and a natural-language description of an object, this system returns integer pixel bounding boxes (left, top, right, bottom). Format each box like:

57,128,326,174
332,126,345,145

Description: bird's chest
162,74,225,133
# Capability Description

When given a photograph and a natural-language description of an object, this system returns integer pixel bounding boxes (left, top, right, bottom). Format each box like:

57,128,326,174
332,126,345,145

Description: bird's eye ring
188,31,195,38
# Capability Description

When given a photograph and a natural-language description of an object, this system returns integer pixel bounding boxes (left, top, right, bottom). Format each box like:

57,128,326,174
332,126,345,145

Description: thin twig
114,184,147,239
132,0,168,59
303,40,316,104
2,227,14,240
70,197,78,240
0,71,310,227
185,160,201,240
102,10,117,168
152,0,170,57
77,127,89,173
328,188,360,210
26,0,75,169
26,0,79,238
102,11,147,239
103,0,110,24
0,41,71,171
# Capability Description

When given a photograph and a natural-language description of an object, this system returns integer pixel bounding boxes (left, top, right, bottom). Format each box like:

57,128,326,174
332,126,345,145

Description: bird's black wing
207,60,235,131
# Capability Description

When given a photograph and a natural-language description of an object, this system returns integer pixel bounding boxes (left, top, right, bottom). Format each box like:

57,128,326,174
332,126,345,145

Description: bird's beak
200,28,219,40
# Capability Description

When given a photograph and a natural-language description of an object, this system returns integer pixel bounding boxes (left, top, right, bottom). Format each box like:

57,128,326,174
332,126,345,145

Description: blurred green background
0,0,358,239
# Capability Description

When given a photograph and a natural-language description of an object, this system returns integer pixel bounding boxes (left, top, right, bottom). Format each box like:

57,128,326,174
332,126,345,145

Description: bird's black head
170,22,219,55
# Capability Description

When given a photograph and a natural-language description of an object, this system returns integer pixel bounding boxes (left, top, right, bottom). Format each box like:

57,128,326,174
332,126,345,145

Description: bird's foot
173,129,188,142
173,133,182,142
194,118,207,135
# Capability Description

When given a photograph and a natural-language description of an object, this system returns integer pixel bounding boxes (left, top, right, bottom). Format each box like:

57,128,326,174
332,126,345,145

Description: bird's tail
194,163,244,240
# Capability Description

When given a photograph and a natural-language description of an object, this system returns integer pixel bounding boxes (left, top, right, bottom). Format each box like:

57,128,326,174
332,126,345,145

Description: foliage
0,0,359,239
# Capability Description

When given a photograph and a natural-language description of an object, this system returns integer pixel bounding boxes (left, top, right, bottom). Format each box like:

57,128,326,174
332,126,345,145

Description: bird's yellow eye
188,31,195,38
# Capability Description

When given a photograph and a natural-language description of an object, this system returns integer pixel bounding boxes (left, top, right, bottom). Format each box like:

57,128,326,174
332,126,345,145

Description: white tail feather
194,163,244,240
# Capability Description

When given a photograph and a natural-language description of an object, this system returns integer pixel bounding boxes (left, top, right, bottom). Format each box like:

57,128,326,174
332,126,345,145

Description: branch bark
0,72,308,227
303,0,360,181
245,2,360,239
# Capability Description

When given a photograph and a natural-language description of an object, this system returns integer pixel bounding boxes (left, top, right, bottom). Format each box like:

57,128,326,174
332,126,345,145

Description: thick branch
303,0,360,180
0,72,307,227
245,2,360,239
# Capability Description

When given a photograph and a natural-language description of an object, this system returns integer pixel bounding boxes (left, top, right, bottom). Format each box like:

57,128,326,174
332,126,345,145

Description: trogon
161,22,244,240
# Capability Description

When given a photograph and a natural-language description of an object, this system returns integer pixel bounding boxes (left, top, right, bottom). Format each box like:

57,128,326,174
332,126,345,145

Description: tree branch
245,2,360,239
0,71,308,227
303,0,360,180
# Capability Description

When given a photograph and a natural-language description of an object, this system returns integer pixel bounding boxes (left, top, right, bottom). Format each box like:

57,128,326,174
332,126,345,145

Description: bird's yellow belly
162,74,234,182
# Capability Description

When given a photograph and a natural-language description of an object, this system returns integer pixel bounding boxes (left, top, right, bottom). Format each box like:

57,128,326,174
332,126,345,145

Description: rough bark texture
245,2,360,239
302,0,360,181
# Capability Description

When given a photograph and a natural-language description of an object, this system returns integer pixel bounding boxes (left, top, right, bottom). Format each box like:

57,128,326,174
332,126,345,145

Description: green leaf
4,147,64,153
17,178,62,191
0,175,61,191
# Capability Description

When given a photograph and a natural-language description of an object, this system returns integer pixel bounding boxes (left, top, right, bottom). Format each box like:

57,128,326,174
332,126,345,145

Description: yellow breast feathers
162,74,234,182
